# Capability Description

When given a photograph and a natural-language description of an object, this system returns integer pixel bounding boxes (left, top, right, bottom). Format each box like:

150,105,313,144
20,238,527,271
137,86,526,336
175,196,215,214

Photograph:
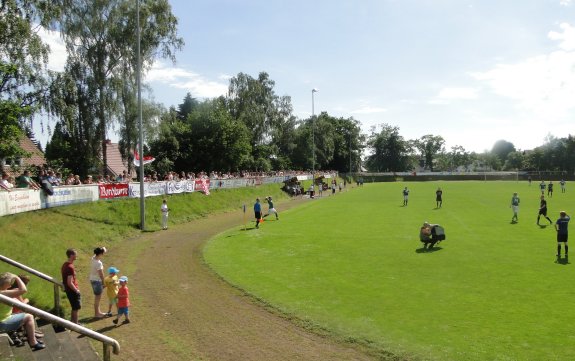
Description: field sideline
204,181,575,360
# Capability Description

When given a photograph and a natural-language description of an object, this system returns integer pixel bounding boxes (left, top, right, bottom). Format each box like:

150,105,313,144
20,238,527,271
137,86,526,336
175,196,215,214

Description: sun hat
108,266,119,274
119,276,128,282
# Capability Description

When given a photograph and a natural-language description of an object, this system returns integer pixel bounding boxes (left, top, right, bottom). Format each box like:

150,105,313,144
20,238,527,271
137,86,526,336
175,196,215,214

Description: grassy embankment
1,182,295,313
205,181,575,360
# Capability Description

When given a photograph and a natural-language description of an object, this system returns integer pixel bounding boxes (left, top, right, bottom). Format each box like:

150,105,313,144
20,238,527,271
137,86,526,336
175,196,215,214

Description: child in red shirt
113,276,130,325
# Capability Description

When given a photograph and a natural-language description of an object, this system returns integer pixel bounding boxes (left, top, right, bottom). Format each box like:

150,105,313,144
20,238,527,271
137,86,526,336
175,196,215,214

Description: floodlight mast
312,88,318,175
137,0,145,230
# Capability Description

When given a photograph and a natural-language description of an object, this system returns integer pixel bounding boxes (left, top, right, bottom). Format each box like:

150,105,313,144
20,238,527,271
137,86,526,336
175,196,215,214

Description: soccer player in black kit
537,195,553,225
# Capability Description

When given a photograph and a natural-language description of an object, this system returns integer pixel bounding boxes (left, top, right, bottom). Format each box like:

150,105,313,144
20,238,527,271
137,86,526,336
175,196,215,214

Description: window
2,158,22,167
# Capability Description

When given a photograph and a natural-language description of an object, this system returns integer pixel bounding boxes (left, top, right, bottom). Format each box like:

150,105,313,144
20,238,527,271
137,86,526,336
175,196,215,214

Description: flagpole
137,0,145,230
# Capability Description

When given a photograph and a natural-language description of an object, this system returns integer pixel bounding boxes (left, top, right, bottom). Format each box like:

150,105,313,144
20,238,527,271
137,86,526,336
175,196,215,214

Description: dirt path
91,198,381,361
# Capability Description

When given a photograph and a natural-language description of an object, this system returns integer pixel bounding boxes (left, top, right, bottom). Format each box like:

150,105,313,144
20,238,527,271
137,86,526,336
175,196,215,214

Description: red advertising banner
194,178,210,195
98,183,129,199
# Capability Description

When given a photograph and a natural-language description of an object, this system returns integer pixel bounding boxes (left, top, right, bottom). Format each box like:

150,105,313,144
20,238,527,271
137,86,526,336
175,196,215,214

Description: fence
0,173,328,218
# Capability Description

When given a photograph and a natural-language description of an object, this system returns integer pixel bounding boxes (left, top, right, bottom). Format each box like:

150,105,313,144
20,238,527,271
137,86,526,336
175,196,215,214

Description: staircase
0,324,101,361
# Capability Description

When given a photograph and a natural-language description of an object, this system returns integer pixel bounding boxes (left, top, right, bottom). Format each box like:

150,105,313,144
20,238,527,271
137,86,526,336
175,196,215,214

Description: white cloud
218,73,233,81
560,0,573,6
37,27,67,72
472,23,575,118
145,62,228,98
548,23,575,51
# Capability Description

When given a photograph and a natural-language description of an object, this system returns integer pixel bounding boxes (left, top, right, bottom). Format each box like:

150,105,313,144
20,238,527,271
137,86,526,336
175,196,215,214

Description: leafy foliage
0,0,56,159
47,0,183,176
365,124,412,172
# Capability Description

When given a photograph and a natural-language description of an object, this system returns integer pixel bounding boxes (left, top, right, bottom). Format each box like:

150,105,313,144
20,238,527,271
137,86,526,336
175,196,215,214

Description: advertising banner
194,178,210,195
262,176,287,184
98,183,129,199
0,189,42,216
167,180,194,194
41,185,99,208
212,178,253,189
129,182,167,198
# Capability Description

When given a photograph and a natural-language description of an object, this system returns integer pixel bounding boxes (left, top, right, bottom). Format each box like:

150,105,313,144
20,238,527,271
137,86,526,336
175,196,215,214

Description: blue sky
39,0,575,153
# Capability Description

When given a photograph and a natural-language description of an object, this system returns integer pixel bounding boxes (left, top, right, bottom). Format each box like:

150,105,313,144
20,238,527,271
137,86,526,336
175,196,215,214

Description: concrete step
55,331,100,361
0,334,15,360
9,330,42,361
0,323,102,361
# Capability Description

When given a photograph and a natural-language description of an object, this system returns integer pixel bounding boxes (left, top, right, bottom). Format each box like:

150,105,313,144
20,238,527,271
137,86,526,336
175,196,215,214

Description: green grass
204,181,575,361
0,183,291,313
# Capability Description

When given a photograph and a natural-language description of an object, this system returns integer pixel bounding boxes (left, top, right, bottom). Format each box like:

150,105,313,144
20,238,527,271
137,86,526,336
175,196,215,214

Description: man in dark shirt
537,195,553,226
61,249,81,324
555,211,570,258
435,188,443,208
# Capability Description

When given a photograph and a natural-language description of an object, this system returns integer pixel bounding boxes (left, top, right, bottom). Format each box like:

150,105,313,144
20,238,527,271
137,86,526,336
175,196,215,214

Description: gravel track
94,198,380,361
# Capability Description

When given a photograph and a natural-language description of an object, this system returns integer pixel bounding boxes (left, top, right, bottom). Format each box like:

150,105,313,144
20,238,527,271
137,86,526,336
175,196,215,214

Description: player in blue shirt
555,211,570,258
253,198,262,229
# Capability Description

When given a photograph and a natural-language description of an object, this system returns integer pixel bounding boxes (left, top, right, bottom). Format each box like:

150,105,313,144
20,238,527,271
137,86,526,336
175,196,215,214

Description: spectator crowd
1,166,332,192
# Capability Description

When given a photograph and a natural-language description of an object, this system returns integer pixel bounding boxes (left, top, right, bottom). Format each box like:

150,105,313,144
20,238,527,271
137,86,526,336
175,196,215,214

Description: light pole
311,88,318,174
137,0,145,230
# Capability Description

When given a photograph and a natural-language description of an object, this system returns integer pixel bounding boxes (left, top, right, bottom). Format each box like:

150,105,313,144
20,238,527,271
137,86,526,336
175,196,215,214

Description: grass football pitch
204,181,575,360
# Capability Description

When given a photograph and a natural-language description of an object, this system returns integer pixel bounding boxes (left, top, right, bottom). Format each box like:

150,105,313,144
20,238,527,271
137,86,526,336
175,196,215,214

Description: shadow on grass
555,256,570,265
415,246,443,253
79,324,118,336
240,226,259,231
538,224,549,229
78,316,108,324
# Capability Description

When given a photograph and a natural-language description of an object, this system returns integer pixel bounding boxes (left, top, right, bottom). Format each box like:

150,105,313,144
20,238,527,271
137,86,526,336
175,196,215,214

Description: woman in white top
89,247,107,318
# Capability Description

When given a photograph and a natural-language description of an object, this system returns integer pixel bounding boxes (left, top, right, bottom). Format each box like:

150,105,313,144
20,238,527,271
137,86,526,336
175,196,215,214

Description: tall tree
178,98,252,172
503,151,525,170
366,124,411,172
446,145,471,171
0,0,56,159
269,95,298,170
46,62,101,176
413,134,445,172
55,0,183,175
177,92,199,121
491,140,516,164
225,72,295,169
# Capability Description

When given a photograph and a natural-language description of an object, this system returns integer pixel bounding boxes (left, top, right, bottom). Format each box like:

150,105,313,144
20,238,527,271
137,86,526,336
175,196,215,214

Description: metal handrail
0,254,64,315
0,255,64,289
0,295,120,359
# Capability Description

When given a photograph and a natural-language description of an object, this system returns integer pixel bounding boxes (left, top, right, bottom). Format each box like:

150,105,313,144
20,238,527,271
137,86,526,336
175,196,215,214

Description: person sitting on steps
0,273,45,351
